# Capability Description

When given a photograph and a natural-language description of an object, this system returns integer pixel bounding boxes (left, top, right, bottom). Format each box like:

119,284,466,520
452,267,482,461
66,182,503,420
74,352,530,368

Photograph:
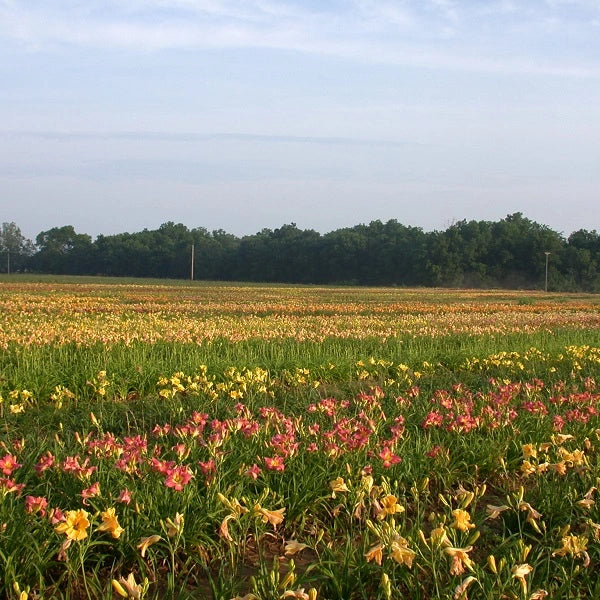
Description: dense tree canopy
3,215,600,291
0,221,34,274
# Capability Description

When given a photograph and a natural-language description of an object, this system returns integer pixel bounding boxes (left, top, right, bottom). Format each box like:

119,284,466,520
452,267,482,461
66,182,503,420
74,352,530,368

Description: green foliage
8,214,600,290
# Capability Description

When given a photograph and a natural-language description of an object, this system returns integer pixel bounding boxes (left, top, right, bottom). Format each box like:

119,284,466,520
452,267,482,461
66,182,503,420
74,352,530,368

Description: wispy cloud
0,129,423,148
0,1,598,77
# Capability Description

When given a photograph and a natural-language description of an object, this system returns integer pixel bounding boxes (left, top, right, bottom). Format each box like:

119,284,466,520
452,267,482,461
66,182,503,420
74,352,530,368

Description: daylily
453,576,477,600
218,494,249,541
137,535,162,557
486,504,509,519
281,588,317,599
390,538,416,568
329,477,350,497
430,525,451,547
164,513,184,537
264,456,285,471
164,465,193,491
96,507,124,539
285,540,309,556
0,454,21,476
81,481,100,505
378,446,401,468
451,509,475,532
519,502,543,533
375,494,405,519
511,563,533,595
55,509,90,541
254,504,285,528
364,543,384,565
445,546,474,576
118,488,132,504
244,463,262,480
24,495,48,517
577,498,595,510
112,573,144,599
552,533,589,566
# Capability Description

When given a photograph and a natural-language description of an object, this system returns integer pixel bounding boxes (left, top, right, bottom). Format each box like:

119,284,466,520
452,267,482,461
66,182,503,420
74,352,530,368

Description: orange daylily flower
254,504,285,528
364,543,384,565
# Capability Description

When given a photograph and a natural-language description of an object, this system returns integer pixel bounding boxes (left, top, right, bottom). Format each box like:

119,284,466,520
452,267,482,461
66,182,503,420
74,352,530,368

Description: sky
1,0,599,242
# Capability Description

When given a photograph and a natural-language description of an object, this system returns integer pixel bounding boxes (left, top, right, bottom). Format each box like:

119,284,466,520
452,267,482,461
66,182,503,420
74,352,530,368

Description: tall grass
0,328,595,399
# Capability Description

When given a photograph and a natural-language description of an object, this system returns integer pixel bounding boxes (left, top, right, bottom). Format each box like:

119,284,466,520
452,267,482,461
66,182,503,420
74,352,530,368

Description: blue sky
1,0,599,241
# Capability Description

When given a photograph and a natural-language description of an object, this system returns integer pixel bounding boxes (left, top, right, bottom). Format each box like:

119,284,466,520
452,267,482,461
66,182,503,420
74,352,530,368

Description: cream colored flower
445,546,474,576
454,576,477,599
136,535,162,557
486,504,509,519
284,540,309,556
511,563,533,595
390,538,416,568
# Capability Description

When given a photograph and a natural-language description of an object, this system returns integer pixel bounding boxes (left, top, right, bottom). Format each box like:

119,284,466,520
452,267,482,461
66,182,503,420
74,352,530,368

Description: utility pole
6,249,9,275
190,244,194,281
544,252,550,292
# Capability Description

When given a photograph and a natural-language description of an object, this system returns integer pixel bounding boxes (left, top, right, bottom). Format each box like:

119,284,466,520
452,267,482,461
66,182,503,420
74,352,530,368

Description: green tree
0,222,34,273
32,226,93,274
564,230,600,291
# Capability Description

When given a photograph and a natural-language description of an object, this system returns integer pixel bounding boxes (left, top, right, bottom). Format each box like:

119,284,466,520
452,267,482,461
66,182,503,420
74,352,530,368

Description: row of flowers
1,285,600,347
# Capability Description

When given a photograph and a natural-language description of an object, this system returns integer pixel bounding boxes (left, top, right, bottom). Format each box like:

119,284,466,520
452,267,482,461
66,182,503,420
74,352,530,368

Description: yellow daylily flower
96,507,124,539
375,495,405,519
329,477,350,497
451,509,475,532
389,538,416,568
54,509,90,541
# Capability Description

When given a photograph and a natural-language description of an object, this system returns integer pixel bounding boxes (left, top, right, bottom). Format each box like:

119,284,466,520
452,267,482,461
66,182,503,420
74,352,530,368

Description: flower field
1,280,600,599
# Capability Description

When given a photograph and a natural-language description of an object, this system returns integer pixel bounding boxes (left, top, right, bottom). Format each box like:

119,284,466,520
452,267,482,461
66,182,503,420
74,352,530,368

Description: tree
0,222,34,273
32,226,93,274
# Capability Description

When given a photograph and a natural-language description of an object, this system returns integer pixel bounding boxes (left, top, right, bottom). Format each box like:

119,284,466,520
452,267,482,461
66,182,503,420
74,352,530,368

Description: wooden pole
190,244,194,281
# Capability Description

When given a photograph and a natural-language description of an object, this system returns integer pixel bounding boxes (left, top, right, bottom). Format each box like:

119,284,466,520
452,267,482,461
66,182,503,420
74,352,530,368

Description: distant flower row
1,284,599,347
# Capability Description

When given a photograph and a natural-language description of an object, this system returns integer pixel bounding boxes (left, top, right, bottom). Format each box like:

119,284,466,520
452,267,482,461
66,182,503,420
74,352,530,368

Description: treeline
3,213,600,291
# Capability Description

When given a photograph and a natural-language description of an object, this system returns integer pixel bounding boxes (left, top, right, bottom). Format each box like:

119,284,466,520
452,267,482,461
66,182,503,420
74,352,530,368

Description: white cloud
0,0,598,77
